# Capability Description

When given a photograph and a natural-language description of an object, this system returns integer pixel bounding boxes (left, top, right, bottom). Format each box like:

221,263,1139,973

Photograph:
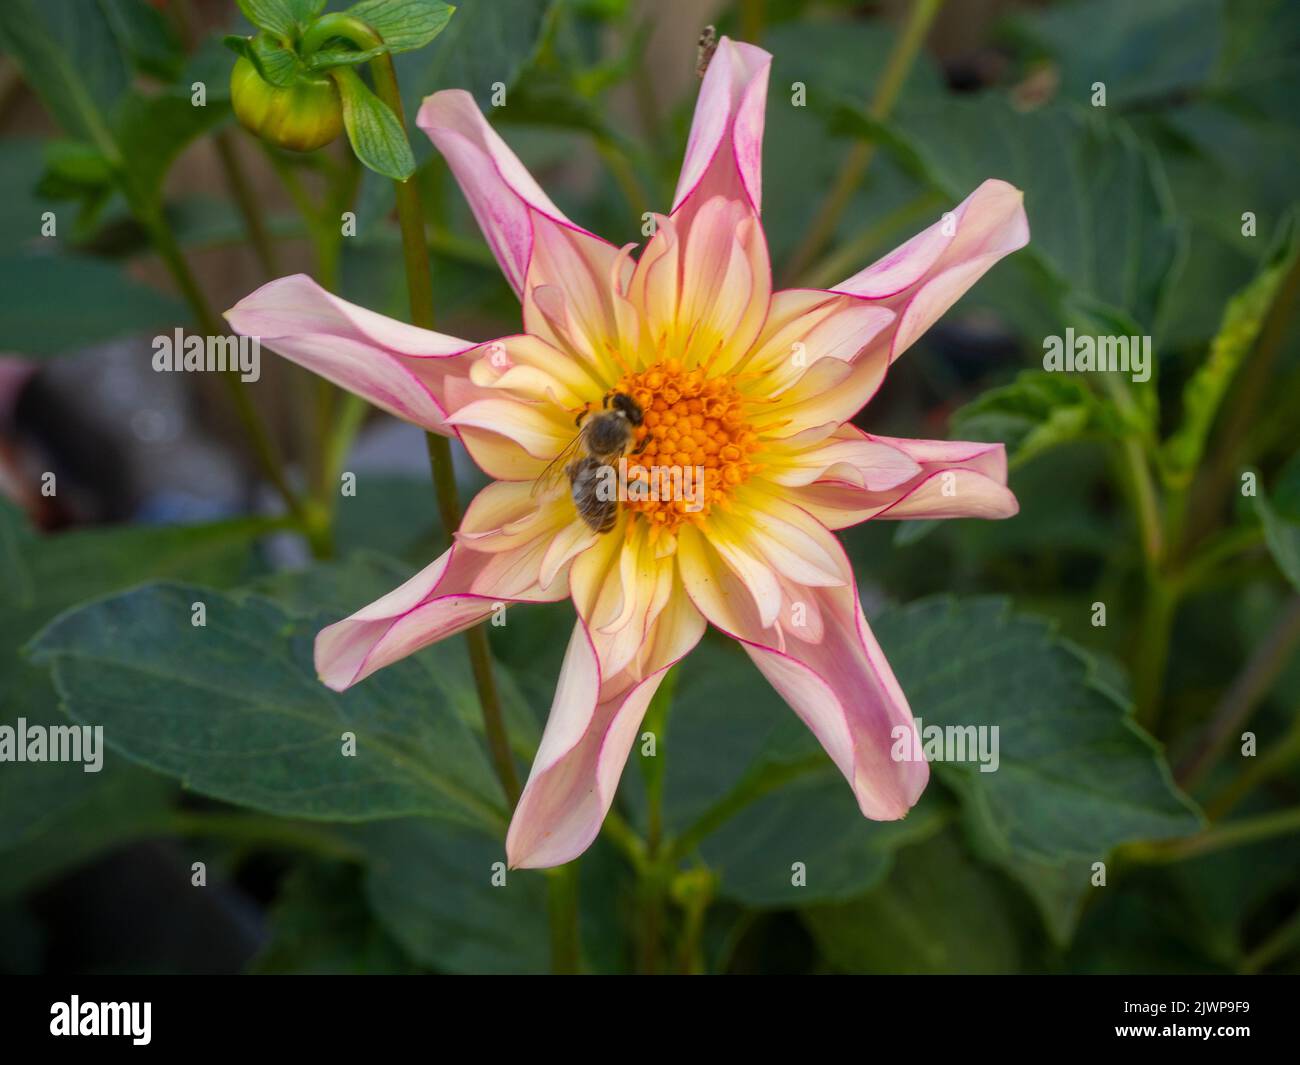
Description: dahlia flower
226,37,1028,868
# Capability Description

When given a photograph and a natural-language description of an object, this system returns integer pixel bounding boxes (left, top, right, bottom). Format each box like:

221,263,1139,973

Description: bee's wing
531,430,585,497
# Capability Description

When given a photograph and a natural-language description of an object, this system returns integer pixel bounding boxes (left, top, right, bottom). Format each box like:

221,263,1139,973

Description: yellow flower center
611,358,760,535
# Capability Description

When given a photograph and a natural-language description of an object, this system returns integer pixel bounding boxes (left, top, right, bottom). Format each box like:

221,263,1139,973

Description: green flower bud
230,56,343,153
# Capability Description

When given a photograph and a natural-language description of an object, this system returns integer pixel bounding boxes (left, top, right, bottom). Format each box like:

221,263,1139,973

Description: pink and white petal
787,435,1018,528
225,273,485,434
445,396,577,481
869,433,1008,481
457,478,578,555
744,585,929,821
467,333,604,409
739,291,895,434
743,181,1027,437
672,37,771,221
831,179,1029,364
625,214,680,357
677,521,928,821
762,426,922,490
521,224,625,378
314,540,567,691
506,579,705,869
675,198,772,372
417,91,614,296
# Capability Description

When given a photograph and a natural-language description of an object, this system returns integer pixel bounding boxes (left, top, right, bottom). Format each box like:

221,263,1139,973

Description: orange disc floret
613,360,761,533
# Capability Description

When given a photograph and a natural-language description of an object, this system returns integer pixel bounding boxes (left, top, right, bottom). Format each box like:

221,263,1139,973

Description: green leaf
305,45,392,71
699,775,948,908
97,0,184,81
237,0,323,39
1162,214,1300,487
887,96,1183,335
0,499,35,608
0,0,122,155
1254,462,1300,592
952,370,1101,469
1,514,269,709
1,514,263,900
248,552,541,756
0,253,183,357
39,140,114,194
250,863,419,973
26,583,504,828
872,597,1204,863
760,19,945,262
391,0,552,116
0,139,65,250
343,0,455,53
113,88,233,203
1006,0,1220,109
632,640,947,906
0,756,175,902
353,817,550,973
331,67,415,180
247,31,306,87
802,831,1027,974
356,0,551,222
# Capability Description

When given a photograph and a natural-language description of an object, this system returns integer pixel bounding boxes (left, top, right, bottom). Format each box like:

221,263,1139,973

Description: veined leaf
26,583,504,828
344,0,455,53
331,66,415,180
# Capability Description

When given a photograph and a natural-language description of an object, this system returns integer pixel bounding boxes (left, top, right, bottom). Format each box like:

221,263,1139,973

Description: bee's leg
632,434,650,456
575,408,589,427
602,391,612,409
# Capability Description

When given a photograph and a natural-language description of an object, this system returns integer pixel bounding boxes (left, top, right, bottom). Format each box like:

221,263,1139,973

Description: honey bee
534,391,645,533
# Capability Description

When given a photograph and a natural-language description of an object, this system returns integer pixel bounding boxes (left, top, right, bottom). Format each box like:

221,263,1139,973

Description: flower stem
782,0,945,283
546,865,581,974
800,191,942,289
366,51,521,809
1240,903,1300,974
213,131,282,277
142,203,305,525
1176,595,1300,789
161,810,364,863
1206,702,1300,820
1129,805,1300,864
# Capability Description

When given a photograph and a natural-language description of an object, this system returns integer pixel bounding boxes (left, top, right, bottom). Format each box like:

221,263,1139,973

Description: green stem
145,205,305,524
594,136,651,224
546,865,581,974
1206,703,1300,820
601,807,647,870
641,666,677,858
213,132,281,276
782,0,945,283
1240,904,1300,974
1176,595,1300,788
1173,525,1266,594
1101,376,1173,729
162,810,364,862
801,191,943,290
1130,805,1300,863
666,754,826,863
1132,577,1176,731
362,49,521,810
1186,246,1300,546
